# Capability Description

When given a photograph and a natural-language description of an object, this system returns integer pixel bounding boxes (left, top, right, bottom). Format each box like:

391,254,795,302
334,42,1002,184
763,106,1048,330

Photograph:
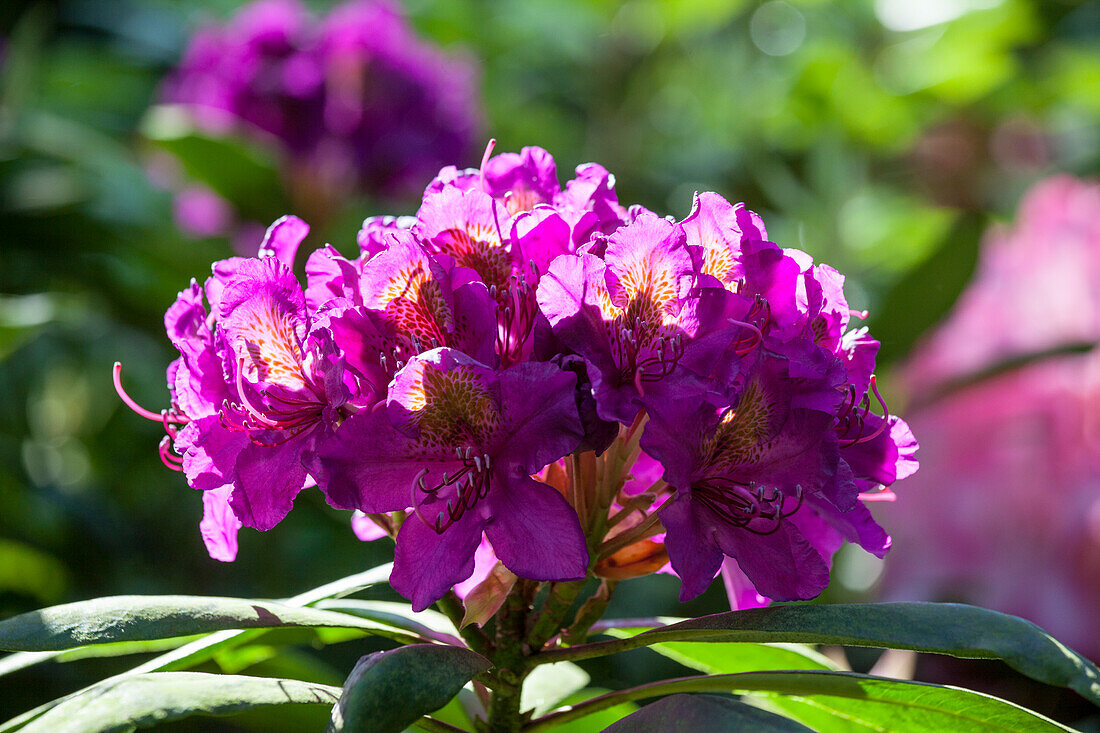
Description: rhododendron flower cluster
156,0,480,239
117,143,916,612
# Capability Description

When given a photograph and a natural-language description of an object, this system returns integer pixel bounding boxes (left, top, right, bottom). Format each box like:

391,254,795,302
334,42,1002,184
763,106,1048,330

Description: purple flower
159,0,482,239
313,348,588,610
640,344,891,601
123,145,917,614
536,212,755,423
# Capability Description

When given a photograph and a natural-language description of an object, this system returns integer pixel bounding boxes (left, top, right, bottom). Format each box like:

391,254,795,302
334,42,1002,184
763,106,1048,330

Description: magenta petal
659,494,724,601
350,511,389,542
720,558,770,610
536,253,615,372
176,417,248,492
310,409,460,512
258,215,310,268
230,437,309,531
511,207,574,275
392,509,483,611
453,536,498,599
485,473,587,582
305,244,364,311
164,280,209,360
200,485,242,562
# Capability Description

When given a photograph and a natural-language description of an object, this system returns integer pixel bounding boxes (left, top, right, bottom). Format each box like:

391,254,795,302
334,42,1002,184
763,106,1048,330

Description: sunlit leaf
528,671,1077,733
521,661,590,717
605,628,839,674
17,672,339,733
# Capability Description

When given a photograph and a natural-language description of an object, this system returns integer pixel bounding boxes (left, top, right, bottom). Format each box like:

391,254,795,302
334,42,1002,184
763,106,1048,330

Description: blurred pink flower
878,175,1100,657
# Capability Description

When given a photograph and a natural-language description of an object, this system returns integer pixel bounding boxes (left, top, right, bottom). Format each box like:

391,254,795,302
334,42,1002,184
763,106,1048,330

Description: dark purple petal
392,508,483,611
659,494,724,601
484,472,588,582
309,409,461,513
496,360,582,474
711,512,830,601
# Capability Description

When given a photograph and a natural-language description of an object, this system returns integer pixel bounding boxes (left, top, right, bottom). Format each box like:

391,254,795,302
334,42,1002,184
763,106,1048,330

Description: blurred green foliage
0,0,1097,728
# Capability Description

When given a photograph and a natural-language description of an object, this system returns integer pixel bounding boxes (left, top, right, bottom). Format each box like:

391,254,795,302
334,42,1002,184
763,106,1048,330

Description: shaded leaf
0,595,419,652
326,644,491,733
142,104,288,222
19,672,340,733
604,693,812,732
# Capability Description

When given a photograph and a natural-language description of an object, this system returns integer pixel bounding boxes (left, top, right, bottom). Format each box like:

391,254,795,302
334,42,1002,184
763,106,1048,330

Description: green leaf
0,566,401,678
313,599,463,645
745,674,1076,733
535,603,1100,706
604,694,812,732
605,628,838,674
871,212,984,366
528,672,1077,733
17,672,340,733
0,595,420,652
1,566,398,732
520,661,590,717
326,644,492,733
141,104,288,221
545,689,638,733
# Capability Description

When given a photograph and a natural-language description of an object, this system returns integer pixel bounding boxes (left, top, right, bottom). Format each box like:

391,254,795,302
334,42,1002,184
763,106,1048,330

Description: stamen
158,436,184,472
727,317,763,356
693,477,801,535
479,138,497,183
854,376,891,445
113,362,167,422
410,449,494,534
235,357,279,429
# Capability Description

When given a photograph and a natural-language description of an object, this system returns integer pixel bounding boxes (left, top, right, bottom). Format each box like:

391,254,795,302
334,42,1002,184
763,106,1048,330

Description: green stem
525,581,585,652
528,632,655,666
487,581,533,732
435,591,494,659
562,580,618,645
